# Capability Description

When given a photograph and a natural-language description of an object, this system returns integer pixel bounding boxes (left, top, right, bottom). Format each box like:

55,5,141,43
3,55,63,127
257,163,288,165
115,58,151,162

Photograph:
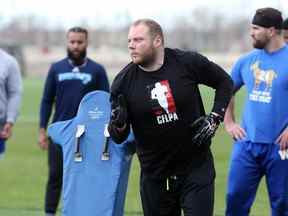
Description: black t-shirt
110,48,233,179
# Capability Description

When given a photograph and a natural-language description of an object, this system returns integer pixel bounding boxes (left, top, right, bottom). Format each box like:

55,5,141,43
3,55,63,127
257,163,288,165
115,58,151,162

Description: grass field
0,77,271,216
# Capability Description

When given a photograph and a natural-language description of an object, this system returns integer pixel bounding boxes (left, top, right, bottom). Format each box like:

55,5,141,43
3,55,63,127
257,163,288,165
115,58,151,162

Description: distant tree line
0,9,251,53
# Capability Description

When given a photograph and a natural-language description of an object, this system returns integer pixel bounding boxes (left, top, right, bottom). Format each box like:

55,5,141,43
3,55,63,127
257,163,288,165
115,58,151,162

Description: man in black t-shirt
108,19,233,216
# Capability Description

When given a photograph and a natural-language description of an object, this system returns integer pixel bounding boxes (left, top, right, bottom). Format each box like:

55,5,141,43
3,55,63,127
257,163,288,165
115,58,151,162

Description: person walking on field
38,26,109,216
0,48,22,159
108,18,233,216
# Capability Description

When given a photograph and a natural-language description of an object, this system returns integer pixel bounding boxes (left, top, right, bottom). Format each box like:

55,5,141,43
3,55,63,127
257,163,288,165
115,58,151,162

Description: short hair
67,26,88,39
132,19,164,45
283,18,288,30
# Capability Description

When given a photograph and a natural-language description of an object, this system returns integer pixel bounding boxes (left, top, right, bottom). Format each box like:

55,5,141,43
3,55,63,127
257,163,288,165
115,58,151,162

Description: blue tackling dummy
48,91,135,216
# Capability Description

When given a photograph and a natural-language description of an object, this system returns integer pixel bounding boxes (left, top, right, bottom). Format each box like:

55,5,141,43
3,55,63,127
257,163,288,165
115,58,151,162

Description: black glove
190,113,222,146
110,94,127,128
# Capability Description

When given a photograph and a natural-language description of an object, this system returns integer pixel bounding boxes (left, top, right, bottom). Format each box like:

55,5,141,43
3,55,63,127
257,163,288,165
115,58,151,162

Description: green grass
0,78,270,215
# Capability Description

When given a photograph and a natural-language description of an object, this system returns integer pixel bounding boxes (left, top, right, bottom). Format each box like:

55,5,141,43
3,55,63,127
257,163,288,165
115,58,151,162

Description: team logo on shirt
249,61,277,103
58,72,92,84
148,80,178,125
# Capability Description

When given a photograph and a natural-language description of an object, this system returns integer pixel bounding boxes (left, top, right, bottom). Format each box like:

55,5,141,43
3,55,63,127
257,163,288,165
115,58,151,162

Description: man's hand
276,127,288,151
108,94,130,144
38,128,49,150
110,94,127,128
190,113,222,146
0,122,13,139
224,122,246,141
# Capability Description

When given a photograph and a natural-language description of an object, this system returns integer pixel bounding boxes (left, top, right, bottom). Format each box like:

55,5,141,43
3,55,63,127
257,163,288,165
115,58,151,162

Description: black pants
140,170,214,216
45,141,63,214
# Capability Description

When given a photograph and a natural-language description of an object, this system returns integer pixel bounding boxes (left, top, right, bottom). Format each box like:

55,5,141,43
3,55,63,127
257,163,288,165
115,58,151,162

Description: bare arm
224,96,246,141
276,127,288,151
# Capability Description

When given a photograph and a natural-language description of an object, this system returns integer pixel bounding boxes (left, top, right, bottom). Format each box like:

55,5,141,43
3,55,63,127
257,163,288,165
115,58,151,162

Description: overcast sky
0,0,287,28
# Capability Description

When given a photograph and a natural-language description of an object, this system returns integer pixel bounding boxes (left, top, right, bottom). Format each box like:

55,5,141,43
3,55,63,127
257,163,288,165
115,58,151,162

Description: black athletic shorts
140,160,215,216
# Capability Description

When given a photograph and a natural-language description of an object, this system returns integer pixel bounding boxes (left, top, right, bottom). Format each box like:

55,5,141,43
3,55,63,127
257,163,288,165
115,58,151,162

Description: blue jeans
0,138,5,155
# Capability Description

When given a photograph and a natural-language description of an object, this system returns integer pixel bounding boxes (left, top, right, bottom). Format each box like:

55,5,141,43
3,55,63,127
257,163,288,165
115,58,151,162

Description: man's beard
67,49,87,66
253,40,266,49
252,36,269,49
135,47,157,68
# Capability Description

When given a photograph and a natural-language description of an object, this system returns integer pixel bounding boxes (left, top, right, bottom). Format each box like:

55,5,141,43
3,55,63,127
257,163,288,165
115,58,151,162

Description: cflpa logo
278,150,288,160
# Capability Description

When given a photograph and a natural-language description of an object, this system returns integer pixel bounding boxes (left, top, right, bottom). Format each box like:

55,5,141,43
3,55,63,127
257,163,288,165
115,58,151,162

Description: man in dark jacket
38,27,109,216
